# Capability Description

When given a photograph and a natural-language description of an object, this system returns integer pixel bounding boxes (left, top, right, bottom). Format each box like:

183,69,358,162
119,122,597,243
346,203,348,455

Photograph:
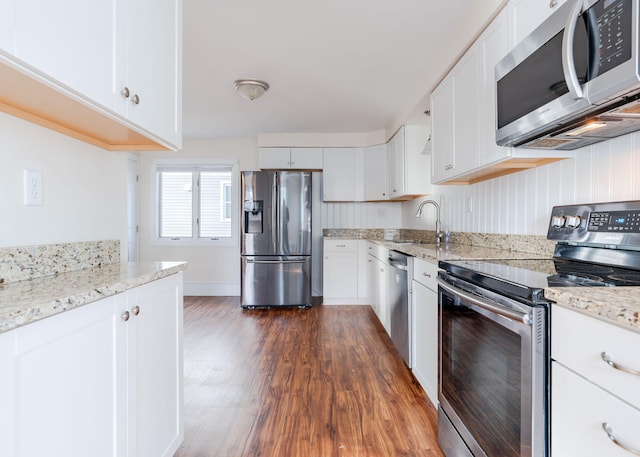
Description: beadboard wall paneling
322,135,640,235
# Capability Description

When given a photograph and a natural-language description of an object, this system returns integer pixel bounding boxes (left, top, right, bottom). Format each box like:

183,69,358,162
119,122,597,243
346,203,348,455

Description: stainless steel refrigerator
241,171,312,308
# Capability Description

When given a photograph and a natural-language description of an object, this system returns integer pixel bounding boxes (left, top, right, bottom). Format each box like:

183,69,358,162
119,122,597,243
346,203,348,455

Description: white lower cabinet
411,258,438,407
0,273,183,457
126,274,184,457
552,305,640,457
365,242,390,333
552,363,640,457
322,239,367,304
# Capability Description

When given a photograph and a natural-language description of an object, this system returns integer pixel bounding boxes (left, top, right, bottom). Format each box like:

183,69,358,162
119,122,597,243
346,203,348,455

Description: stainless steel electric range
436,200,640,457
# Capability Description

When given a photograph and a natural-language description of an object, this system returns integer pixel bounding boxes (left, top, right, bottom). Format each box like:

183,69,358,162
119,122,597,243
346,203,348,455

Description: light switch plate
24,170,43,206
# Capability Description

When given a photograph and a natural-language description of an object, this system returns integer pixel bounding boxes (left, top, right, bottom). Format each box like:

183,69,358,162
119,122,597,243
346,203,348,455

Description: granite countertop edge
0,261,187,334
350,238,640,334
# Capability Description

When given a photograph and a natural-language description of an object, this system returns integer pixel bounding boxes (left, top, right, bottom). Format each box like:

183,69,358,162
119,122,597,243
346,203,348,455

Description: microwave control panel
593,0,631,75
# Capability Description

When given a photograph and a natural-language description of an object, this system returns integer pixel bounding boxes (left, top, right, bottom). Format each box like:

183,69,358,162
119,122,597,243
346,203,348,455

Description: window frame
151,158,239,247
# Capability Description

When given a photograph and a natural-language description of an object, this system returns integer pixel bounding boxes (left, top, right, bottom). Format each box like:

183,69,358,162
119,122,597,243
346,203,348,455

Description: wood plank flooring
174,297,444,457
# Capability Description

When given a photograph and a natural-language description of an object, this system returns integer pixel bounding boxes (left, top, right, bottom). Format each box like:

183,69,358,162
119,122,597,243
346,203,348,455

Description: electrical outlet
24,170,43,206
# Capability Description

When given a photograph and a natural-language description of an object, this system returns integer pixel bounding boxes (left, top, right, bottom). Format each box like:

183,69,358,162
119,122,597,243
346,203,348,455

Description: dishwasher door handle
389,261,408,271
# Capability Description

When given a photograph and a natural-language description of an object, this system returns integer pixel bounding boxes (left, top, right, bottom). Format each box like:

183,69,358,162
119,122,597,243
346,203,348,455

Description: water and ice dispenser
244,200,263,233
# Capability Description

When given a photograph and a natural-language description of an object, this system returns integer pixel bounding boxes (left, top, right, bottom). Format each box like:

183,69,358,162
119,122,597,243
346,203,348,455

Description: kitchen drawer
552,362,640,457
413,258,438,291
324,239,358,252
552,306,640,409
365,241,389,262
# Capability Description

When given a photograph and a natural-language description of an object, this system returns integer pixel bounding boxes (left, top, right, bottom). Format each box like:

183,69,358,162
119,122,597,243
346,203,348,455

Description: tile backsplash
0,240,120,284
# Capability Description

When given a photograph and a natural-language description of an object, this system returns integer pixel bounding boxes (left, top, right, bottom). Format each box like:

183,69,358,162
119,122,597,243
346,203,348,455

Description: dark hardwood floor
174,297,444,457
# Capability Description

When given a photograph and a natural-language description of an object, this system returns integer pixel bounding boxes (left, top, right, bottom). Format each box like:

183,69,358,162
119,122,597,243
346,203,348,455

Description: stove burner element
606,274,640,286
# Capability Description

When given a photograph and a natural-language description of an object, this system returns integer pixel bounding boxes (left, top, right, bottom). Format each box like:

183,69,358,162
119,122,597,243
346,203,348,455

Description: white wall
0,112,128,254
402,134,640,236
138,138,258,295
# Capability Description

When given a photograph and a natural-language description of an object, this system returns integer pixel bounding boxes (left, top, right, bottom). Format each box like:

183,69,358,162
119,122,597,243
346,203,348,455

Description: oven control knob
565,215,581,229
551,215,566,228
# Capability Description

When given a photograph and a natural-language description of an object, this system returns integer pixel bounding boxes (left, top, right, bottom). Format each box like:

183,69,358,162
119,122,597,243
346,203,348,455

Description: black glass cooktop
439,257,640,304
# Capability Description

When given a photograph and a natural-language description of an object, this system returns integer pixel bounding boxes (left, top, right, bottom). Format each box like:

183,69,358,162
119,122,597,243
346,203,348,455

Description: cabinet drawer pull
601,352,640,377
422,272,431,278
602,422,640,456
336,244,346,248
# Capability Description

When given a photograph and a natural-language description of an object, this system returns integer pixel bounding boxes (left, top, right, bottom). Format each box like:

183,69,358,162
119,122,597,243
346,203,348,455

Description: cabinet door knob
132,305,140,316
549,0,557,7
121,311,130,322
120,87,130,99
132,94,140,105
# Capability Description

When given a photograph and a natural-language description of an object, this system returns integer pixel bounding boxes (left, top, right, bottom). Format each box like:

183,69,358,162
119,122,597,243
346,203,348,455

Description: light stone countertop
544,288,640,334
0,261,187,334
361,239,640,334
372,240,551,262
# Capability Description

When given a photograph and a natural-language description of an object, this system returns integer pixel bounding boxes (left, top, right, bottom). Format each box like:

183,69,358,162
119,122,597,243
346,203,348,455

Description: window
153,159,239,246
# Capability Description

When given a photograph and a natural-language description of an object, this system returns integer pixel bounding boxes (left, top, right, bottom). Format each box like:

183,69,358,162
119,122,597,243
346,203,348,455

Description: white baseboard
184,281,240,296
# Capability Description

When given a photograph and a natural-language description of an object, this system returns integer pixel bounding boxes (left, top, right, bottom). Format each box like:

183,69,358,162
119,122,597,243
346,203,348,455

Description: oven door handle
437,277,532,325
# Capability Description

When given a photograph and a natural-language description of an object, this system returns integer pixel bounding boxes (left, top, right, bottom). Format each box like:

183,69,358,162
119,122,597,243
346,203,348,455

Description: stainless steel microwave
496,0,640,150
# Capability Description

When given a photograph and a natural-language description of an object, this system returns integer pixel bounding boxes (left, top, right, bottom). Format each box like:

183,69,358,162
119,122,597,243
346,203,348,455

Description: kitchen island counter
0,261,187,333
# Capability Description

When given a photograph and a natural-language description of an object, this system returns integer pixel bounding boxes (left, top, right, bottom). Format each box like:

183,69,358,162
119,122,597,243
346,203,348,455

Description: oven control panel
588,210,640,233
548,201,640,246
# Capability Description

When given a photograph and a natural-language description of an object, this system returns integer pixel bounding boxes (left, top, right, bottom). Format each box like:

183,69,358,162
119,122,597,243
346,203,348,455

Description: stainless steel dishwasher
388,250,412,367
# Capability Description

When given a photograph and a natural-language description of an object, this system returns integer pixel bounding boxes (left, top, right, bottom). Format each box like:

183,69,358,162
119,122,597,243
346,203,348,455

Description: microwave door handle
562,0,586,100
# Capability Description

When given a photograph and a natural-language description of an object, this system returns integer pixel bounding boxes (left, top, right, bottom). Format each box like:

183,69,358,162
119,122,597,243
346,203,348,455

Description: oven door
437,273,548,457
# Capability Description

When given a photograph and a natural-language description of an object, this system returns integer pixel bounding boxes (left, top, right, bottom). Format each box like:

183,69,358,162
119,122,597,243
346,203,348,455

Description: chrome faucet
415,199,443,245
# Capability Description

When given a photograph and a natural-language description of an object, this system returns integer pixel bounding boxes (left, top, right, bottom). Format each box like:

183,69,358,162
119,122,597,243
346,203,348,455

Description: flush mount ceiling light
233,79,270,101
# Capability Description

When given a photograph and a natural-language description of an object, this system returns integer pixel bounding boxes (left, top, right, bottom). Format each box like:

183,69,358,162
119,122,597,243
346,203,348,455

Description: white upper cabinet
431,77,455,183
322,147,362,201
363,143,389,201
13,0,121,113
124,0,182,149
431,47,479,184
430,6,572,185
388,125,431,200
0,1,14,53
0,0,182,151
258,147,323,170
291,147,323,169
477,8,512,167
509,0,566,46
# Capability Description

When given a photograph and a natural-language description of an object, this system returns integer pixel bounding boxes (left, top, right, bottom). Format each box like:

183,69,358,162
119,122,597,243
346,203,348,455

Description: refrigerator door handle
246,259,308,265
271,173,278,254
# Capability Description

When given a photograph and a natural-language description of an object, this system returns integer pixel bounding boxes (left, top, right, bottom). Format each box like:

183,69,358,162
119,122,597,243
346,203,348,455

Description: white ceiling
182,0,503,140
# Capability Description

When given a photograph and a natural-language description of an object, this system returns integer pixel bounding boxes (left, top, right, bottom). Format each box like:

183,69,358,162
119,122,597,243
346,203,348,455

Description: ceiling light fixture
233,79,270,101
